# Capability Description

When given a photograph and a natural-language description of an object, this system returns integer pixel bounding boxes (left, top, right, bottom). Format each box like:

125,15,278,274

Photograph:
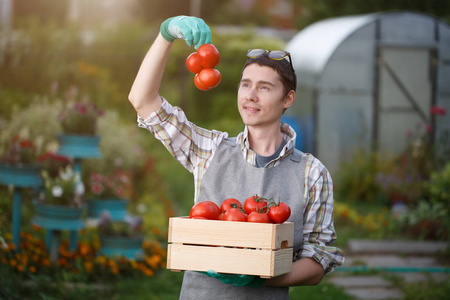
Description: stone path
327,240,449,300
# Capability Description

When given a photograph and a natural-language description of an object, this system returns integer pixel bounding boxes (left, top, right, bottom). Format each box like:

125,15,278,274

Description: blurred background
0,1,449,299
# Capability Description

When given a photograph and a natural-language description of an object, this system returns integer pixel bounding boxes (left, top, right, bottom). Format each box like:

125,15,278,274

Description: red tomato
268,201,291,224
186,52,205,74
223,208,247,222
194,73,211,91
198,68,221,89
191,216,207,220
197,44,220,68
247,210,271,223
189,201,221,220
220,198,242,212
243,195,268,215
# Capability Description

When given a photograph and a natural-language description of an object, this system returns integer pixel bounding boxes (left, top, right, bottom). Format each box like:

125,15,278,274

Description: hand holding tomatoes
186,43,221,91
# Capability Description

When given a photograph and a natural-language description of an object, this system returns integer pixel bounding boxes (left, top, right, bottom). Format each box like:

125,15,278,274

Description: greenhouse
285,11,450,173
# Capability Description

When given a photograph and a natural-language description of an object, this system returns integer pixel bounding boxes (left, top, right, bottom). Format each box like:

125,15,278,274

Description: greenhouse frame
285,11,450,173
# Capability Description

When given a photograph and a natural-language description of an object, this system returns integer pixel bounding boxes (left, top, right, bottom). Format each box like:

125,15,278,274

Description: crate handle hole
281,240,288,249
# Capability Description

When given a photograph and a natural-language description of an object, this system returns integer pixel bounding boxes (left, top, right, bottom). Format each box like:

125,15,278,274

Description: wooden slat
168,217,294,249
167,244,293,277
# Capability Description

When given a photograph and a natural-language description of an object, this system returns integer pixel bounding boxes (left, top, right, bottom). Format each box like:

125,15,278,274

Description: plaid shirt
138,98,345,273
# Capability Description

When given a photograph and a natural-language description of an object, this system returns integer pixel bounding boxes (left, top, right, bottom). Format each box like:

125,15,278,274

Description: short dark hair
242,54,297,96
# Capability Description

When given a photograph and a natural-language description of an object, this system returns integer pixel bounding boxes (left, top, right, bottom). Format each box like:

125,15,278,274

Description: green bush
334,149,389,204
427,162,450,206
0,96,62,158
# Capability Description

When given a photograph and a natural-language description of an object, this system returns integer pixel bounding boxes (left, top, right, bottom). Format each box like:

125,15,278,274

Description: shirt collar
236,122,297,159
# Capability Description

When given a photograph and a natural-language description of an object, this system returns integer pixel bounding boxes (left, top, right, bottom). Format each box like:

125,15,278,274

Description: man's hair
242,54,297,96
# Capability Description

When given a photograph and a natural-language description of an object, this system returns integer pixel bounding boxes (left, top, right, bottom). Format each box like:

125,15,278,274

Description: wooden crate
167,217,294,278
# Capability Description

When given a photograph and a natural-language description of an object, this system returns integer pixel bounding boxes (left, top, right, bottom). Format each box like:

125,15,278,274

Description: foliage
98,213,143,238
398,200,449,240
13,0,69,26
398,274,450,300
38,166,84,206
289,280,352,300
395,162,450,240
336,106,449,209
0,135,37,166
134,193,173,238
293,0,450,28
426,162,450,206
0,96,62,160
83,110,147,174
334,202,399,242
334,149,390,204
0,20,82,98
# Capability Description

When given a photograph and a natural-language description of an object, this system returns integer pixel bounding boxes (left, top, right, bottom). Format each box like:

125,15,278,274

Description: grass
386,272,450,300
289,279,352,300
2,192,447,299
1,269,353,300
1,269,184,300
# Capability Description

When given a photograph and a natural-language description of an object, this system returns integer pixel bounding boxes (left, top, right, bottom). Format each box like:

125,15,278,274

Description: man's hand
203,270,266,287
160,16,212,49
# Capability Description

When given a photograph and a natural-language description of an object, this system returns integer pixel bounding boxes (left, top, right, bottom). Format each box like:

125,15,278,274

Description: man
129,16,344,300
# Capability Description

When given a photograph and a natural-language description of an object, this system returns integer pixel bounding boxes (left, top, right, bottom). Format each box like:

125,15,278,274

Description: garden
1,17,449,300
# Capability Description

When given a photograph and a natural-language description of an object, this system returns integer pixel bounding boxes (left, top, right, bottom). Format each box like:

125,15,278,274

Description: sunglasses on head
246,49,295,81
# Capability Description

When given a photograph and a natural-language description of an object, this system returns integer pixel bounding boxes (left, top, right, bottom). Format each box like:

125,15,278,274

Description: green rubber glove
204,270,266,287
160,16,212,49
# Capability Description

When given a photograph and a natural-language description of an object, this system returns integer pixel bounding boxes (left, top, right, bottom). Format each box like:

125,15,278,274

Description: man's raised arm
128,16,212,119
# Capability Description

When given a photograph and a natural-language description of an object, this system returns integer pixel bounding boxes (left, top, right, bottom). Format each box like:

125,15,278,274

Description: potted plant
32,162,86,261
85,170,131,221
0,135,42,188
33,165,85,223
98,212,144,260
57,100,104,158
0,135,44,248
37,151,72,179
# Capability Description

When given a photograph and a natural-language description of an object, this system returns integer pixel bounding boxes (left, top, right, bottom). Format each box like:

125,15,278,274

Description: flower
430,106,446,116
59,100,104,135
0,135,38,166
38,165,84,206
86,171,130,199
52,185,64,198
38,152,71,179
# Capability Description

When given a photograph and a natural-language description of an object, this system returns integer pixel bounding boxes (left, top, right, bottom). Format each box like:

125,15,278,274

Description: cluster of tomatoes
186,44,221,91
189,195,291,224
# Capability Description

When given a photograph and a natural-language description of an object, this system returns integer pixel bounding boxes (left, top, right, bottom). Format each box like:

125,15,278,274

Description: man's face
238,64,291,129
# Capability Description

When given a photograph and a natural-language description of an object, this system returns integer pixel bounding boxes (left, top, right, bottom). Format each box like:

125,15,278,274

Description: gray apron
180,137,307,300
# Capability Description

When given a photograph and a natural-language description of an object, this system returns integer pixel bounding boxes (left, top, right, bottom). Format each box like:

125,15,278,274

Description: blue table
0,163,43,249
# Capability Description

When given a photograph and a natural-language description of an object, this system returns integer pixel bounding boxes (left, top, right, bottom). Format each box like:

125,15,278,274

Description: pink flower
430,106,446,116
91,173,104,183
91,182,104,195
20,140,34,148
75,103,88,115
115,188,123,197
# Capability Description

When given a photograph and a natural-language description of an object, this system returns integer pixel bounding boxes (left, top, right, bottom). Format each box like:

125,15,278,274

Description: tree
292,0,450,29
13,0,69,27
